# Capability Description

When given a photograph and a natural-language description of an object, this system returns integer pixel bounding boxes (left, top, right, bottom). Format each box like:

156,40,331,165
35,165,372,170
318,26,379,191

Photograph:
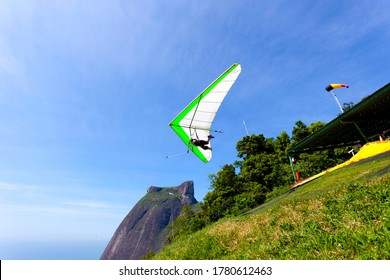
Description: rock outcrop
100,181,198,260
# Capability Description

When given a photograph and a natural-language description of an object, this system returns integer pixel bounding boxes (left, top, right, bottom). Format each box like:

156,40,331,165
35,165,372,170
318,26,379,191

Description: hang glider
169,63,242,163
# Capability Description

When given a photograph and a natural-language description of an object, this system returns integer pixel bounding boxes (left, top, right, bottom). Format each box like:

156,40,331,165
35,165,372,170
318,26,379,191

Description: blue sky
1,0,389,259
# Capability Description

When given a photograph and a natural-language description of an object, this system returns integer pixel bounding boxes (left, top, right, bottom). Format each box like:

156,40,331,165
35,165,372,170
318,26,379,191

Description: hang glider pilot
190,135,214,150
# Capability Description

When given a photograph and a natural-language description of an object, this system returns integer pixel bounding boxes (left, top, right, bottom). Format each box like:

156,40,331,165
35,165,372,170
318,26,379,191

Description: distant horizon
1,179,204,260
0,240,107,260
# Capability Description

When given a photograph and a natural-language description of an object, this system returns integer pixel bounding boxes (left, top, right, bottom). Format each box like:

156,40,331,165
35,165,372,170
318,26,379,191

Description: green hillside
152,152,390,260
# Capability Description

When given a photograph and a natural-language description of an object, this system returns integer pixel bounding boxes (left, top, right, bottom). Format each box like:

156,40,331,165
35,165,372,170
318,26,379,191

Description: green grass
152,154,390,260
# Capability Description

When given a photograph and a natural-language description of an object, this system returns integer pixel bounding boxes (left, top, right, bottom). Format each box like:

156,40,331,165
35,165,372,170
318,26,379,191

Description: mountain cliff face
100,181,198,260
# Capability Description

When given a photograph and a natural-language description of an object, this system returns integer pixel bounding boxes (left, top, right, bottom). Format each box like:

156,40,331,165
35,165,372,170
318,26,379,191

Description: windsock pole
325,84,349,113
330,89,344,113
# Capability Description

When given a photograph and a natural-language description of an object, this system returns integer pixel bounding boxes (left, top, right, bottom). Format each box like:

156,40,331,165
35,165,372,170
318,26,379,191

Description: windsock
325,84,349,92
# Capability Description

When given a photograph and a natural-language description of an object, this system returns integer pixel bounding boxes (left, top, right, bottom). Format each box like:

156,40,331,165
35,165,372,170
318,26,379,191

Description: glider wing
169,63,242,162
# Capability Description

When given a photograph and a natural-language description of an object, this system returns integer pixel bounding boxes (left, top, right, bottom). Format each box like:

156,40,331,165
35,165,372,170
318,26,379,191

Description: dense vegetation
154,150,390,259
166,120,357,242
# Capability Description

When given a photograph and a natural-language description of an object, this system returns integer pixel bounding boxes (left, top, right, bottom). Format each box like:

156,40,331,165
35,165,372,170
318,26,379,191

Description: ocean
0,240,108,260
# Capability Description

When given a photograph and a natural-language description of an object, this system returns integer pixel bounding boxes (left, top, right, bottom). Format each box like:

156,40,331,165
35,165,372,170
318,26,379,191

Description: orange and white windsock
325,84,349,92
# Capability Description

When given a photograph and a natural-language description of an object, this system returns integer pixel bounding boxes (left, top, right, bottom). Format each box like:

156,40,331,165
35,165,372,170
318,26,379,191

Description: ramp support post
289,156,297,182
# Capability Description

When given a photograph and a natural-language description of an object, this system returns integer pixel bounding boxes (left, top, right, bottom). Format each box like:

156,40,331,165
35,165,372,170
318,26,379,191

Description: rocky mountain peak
100,181,198,260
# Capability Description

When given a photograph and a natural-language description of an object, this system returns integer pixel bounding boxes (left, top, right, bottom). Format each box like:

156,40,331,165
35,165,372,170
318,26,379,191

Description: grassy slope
153,153,390,260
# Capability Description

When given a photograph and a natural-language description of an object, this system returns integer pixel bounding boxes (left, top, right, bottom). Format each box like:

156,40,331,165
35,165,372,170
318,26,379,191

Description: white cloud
61,200,110,209
0,182,41,198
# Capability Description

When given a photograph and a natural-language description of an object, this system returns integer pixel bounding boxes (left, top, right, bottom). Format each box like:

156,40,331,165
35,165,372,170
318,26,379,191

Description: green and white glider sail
169,63,242,162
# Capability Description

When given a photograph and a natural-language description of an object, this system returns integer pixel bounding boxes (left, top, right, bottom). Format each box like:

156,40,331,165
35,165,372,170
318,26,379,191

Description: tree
274,131,291,164
166,205,195,243
203,132,296,222
202,164,240,222
166,204,206,243
343,101,355,112
308,121,326,134
236,134,274,159
294,151,335,178
291,120,310,143
291,121,355,177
